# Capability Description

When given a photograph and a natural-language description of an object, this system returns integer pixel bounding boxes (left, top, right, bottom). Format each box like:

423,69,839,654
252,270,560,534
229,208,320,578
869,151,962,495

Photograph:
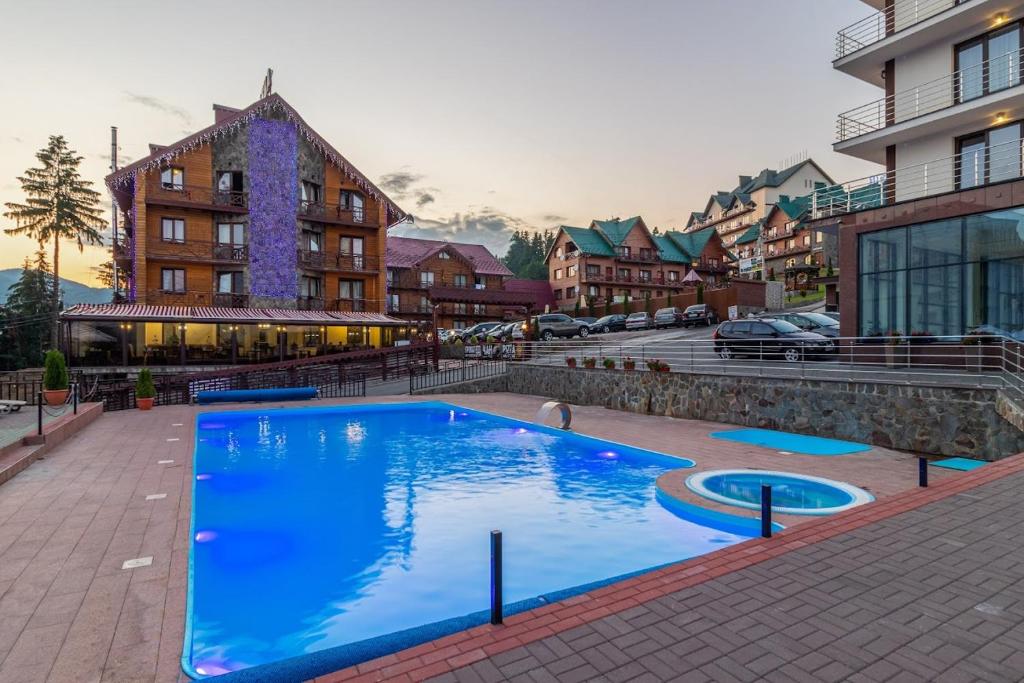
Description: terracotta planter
566,359,577,368
42,389,68,406
136,397,155,411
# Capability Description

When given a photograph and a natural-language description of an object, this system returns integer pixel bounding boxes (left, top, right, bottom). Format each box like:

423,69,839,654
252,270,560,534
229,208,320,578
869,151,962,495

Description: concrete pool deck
0,393,990,682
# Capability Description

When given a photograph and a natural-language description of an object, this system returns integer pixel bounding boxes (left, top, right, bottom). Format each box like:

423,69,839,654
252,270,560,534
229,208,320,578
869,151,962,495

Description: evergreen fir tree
4,136,105,346
1,250,55,369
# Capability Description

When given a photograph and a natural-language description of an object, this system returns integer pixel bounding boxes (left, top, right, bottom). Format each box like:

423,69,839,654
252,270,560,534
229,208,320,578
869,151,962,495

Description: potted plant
646,358,670,372
602,357,616,370
623,356,636,371
42,350,69,406
582,356,597,369
565,356,577,368
135,368,156,410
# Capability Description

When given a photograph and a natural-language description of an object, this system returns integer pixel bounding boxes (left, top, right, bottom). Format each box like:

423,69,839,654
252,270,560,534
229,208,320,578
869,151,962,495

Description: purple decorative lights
247,118,298,298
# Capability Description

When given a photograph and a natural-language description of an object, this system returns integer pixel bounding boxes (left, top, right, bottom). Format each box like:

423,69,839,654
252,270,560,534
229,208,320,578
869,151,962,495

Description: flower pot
42,389,68,406
137,397,155,411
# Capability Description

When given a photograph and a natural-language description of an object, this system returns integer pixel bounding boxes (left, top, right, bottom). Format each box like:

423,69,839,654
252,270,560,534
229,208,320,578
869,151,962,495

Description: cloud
123,92,192,125
391,208,542,257
541,214,566,223
378,171,424,196
10,136,23,143
415,191,435,208
97,152,135,167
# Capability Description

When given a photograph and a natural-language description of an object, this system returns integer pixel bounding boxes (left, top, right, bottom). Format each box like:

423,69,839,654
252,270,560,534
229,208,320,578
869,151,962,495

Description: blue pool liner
183,401,704,680
655,489,784,535
710,428,871,456
195,387,317,405
931,457,987,471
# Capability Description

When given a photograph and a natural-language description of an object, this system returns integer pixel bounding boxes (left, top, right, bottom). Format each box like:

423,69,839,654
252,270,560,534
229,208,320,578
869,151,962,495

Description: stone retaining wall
426,365,1024,460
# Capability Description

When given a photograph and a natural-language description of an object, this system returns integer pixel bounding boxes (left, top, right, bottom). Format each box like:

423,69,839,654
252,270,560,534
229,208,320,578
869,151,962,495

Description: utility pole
110,126,119,300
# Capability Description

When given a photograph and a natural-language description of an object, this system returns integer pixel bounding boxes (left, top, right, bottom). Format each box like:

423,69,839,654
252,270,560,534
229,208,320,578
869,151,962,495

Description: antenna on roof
777,150,809,170
260,68,274,98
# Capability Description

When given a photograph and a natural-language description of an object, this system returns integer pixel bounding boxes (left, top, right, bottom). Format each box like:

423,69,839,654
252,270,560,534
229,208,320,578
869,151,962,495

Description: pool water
185,402,751,678
686,469,874,516
709,428,871,456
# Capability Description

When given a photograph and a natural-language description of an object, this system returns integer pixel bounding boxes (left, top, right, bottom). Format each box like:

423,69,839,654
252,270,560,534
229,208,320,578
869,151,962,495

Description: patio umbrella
682,269,703,283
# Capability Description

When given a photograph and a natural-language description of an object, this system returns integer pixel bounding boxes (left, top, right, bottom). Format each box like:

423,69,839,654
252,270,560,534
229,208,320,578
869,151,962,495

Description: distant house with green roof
545,217,734,312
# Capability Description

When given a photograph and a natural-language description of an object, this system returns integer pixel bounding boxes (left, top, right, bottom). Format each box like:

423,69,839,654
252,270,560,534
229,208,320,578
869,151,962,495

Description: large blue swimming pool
184,402,753,678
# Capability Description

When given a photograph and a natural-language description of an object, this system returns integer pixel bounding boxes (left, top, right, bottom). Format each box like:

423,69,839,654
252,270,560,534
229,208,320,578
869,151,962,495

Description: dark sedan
682,304,719,327
761,312,840,338
654,307,684,329
713,318,835,362
588,314,628,334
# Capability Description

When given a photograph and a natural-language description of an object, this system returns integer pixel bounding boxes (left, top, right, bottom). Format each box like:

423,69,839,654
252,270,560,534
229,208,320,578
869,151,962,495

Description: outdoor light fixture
994,111,1008,124
993,13,1009,26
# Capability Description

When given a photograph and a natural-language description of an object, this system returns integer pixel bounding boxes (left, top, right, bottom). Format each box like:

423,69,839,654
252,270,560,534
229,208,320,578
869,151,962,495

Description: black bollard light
919,456,928,487
490,530,503,625
761,485,773,538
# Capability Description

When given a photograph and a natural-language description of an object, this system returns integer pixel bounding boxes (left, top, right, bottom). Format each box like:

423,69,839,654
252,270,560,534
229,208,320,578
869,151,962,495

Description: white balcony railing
836,0,972,60
837,46,1024,141
807,135,1024,218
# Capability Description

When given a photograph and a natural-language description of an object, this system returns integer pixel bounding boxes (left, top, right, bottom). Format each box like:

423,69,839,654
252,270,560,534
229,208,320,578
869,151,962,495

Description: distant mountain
0,268,112,307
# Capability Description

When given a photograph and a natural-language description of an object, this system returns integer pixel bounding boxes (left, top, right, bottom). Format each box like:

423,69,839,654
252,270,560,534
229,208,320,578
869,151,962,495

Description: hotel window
303,230,322,252
618,268,630,279
554,268,563,280
586,264,600,276
473,303,485,315
803,234,811,246
587,285,599,296
420,271,434,287
453,274,468,287
639,270,652,282
339,190,365,221
339,279,363,301
437,251,451,260
815,231,824,244
387,293,399,311
553,289,562,300
567,264,577,277
419,295,430,312
300,276,322,298
474,275,485,289
785,258,796,268
160,268,185,292
957,121,1023,189
668,270,679,282
160,167,183,190
616,246,632,258
453,302,467,314
639,248,654,260
216,271,243,294
386,268,396,285
786,239,796,250
956,24,1021,104
565,286,576,298
300,181,322,205
339,236,365,269
217,222,244,246
768,245,776,256
217,171,243,195
555,247,563,258
161,218,185,243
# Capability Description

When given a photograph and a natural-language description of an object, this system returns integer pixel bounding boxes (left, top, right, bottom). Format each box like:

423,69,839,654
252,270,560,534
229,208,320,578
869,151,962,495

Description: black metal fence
409,359,508,393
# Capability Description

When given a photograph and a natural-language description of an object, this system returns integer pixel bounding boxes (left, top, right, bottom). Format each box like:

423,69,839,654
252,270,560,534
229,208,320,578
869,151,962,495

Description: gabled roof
105,93,406,223
735,223,762,246
590,216,644,246
503,279,556,312
665,227,717,262
652,234,691,264
386,236,512,276
559,225,615,257
685,211,704,228
772,194,811,222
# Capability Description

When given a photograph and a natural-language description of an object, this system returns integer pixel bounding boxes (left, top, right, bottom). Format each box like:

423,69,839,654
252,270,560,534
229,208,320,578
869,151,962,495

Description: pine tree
4,136,105,346
1,250,55,369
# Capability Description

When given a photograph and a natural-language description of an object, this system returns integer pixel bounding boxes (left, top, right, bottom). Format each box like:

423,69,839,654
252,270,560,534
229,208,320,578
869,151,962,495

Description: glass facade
859,207,1024,336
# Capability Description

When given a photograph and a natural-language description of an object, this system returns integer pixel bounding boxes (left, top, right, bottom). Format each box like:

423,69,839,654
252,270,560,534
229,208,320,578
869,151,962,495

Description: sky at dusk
0,0,883,285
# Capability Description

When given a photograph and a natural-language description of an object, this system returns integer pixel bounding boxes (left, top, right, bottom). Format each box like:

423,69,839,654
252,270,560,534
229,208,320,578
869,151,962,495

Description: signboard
728,305,738,320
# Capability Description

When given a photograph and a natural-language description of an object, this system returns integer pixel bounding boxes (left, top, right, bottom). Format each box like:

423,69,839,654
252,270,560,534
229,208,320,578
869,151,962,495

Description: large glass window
860,271,906,336
860,227,906,273
989,123,1023,183
957,134,986,189
909,265,962,336
909,219,961,267
956,40,985,102
161,218,185,243
989,25,1021,92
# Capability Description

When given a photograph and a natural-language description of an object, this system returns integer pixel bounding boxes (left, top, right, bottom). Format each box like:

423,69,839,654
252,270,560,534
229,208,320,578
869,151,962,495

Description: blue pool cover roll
195,387,317,405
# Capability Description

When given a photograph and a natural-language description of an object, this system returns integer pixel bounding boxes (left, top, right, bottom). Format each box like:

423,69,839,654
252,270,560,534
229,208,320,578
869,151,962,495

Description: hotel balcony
146,239,249,264
835,0,1005,86
615,251,660,264
836,45,1024,160
113,238,132,264
327,298,369,312
146,184,248,213
297,250,380,273
806,134,1024,219
298,200,378,227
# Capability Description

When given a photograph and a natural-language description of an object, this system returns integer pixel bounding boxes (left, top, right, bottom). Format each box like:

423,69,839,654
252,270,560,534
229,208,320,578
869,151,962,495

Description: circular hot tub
685,469,873,516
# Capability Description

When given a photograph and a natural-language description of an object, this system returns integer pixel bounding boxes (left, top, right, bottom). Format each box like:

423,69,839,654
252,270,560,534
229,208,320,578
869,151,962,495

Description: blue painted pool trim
195,386,317,404
655,489,784,536
709,428,871,456
685,469,875,517
181,400,704,679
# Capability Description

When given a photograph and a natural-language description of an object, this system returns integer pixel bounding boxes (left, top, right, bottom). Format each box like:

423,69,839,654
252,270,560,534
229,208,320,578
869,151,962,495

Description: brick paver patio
0,393,1015,682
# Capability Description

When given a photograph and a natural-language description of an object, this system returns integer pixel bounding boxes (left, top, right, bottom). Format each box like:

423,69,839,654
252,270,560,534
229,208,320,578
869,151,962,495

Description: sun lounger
0,400,26,413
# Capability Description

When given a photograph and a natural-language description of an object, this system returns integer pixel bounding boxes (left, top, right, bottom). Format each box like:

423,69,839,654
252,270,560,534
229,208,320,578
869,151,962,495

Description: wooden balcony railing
298,200,378,227
327,298,369,313
297,296,325,311
147,183,247,212
146,239,248,263
298,250,380,272
212,293,249,308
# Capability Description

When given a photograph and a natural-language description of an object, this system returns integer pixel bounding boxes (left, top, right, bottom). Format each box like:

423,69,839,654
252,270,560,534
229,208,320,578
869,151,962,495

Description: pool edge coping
313,451,1024,683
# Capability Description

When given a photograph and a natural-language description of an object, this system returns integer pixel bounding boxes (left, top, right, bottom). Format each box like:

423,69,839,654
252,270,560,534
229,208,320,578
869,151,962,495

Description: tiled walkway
0,394,1011,682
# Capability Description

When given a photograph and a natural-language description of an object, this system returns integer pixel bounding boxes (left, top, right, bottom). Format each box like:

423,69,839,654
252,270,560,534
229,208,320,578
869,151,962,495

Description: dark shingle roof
386,236,512,276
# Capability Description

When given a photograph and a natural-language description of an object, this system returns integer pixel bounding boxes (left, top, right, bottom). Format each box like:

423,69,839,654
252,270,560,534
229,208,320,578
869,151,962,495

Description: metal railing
147,239,248,263
297,250,380,272
838,47,1024,141
409,358,508,392
436,335,1024,398
836,0,968,60
806,135,1024,218
298,200,376,226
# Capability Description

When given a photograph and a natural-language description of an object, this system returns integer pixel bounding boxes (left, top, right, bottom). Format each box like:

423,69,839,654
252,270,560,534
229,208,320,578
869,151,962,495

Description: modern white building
813,0,1024,338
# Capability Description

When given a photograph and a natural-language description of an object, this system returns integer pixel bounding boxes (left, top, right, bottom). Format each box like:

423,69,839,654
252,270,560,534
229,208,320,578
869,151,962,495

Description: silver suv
536,313,589,340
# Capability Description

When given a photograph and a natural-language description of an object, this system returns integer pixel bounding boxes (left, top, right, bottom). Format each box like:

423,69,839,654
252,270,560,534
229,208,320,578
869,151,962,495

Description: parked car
821,311,840,322
713,318,835,362
535,313,589,340
458,321,504,342
492,321,525,341
588,314,628,334
574,317,598,326
682,304,719,327
625,312,653,331
758,312,839,338
654,307,685,329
